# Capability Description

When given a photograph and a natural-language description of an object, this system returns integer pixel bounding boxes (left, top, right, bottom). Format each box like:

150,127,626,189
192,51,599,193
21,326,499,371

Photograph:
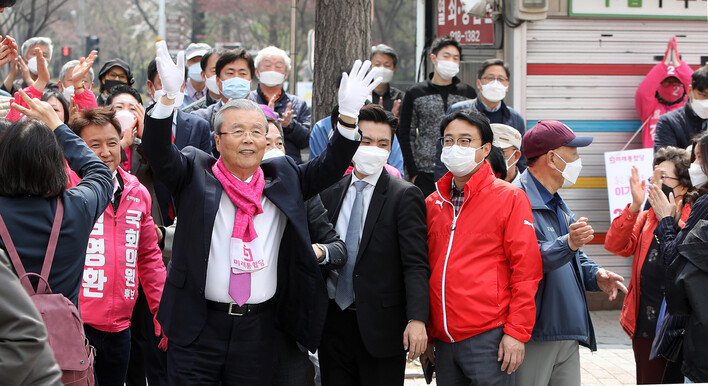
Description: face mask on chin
552,152,582,188
441,145,483,177
352,146,390,176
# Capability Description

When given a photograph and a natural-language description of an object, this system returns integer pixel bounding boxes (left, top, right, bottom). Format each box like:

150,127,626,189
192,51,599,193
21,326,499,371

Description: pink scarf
211,158,265,242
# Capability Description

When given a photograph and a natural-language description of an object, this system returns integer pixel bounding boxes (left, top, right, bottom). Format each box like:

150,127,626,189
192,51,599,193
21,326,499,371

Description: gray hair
21,37,53,61
371,44,398,67
214,99,267,134
59,60,95,84
254,46,291,72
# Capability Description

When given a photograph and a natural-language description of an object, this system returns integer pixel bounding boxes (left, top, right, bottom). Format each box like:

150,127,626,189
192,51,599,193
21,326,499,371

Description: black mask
661,183,676,199
103,79,124,93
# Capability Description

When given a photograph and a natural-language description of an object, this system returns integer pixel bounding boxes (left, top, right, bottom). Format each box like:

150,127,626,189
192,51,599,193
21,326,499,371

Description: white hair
21,37,53,61
214,99,267,134
59,60,95,83
254,46,291,72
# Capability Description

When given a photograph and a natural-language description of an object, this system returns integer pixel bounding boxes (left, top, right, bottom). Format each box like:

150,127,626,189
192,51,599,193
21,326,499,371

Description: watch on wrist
316,243,326,263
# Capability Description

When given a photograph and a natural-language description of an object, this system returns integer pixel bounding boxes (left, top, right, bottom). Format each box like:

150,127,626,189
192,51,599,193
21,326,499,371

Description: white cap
185,43,211,60
491,123,522,150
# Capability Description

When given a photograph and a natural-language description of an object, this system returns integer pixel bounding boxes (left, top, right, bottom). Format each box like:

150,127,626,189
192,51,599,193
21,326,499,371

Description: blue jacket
249,87,311,163
435,98,527,180
515,170,601,350
309,116,405,178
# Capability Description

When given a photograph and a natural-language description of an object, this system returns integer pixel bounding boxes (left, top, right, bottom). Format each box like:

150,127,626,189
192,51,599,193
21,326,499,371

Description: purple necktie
229,272,250,306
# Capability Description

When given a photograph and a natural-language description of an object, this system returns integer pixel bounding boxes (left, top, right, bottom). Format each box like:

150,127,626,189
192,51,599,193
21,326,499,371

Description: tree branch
132,0,159,35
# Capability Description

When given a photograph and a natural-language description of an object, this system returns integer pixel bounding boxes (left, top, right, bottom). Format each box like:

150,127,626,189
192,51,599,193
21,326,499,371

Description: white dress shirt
326,168,383,298
204,189,286,304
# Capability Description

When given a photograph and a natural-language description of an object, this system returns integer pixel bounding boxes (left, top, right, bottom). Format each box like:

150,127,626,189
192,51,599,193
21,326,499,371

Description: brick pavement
405,310,638,386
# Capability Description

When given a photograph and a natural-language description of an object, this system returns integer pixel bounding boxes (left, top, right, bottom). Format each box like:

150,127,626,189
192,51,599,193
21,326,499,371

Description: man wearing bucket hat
491,123,522,184
514,120,628,386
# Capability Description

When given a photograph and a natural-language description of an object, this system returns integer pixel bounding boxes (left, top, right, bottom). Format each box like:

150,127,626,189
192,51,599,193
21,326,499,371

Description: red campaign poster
436,0,495,45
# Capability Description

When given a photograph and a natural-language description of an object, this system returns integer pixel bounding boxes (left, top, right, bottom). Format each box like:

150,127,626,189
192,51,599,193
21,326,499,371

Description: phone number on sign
449,30,482,43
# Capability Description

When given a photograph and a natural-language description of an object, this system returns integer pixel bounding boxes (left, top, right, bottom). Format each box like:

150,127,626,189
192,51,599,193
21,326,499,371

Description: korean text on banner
604,148,654,221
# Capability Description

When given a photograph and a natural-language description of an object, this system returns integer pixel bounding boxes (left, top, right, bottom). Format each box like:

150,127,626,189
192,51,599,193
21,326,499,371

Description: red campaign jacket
426,162,542,343
635,61,693,149
78,167,166,333
604,203,691,338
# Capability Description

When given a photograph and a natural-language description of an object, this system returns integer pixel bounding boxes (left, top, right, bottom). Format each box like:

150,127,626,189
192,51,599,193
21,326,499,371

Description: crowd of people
0,9,707,385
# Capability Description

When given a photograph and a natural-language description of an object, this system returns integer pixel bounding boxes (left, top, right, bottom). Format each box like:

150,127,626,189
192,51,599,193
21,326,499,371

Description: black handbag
650,311,688,362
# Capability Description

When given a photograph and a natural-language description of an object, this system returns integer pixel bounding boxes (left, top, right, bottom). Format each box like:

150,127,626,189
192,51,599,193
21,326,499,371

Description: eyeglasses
439,136,481,148
219,129,265,139
480,75,509,84
106,71,128,81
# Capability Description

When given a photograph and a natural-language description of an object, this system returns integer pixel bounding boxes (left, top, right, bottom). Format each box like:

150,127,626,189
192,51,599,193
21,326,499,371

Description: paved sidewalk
405,310,637,386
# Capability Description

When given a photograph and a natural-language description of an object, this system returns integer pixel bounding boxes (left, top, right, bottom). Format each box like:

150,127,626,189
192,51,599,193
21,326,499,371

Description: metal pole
158,0,166,39
289,0,297,95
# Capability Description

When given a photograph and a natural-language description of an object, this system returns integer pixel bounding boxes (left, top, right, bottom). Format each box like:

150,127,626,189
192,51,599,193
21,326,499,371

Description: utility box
509,0,548,21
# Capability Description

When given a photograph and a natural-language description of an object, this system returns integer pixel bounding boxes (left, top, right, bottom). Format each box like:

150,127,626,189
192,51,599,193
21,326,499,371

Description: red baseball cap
522,120,593,159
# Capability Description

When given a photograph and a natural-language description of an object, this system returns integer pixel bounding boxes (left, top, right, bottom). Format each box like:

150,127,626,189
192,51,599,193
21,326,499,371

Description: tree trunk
313,0,371,122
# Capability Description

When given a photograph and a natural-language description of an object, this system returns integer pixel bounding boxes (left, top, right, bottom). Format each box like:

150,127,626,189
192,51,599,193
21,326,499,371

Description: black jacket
319,171,430,358
654,103,707,151
668,218,708,383
141,112,359,351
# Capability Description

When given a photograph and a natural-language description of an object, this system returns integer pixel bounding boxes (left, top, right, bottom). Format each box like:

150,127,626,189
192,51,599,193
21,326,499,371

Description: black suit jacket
141,112,359,351
133,107,212,226
319,171,430,358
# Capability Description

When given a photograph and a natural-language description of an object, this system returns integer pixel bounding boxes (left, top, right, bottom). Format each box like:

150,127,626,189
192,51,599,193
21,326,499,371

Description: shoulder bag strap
0,210,35,294
37,198,64,294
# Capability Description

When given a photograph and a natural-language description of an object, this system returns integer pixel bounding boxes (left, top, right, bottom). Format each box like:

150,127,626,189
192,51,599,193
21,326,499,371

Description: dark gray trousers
435,327,514,386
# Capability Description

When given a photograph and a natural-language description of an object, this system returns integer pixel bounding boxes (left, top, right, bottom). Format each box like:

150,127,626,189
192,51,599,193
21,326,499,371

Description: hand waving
11,89,64,130
72,50,98,90
154,40,185,100
337,60,383,119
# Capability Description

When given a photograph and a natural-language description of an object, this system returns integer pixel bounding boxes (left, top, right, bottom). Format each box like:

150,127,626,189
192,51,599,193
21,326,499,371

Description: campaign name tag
230,238,267,273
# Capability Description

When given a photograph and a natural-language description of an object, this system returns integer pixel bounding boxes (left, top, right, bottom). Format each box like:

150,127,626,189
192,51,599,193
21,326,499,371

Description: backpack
0,198,95,386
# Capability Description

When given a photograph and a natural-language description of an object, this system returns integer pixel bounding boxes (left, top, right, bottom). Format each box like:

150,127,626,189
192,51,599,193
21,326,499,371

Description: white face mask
375,67,394,84
187,63,203,82
114,110,136,134
481,80,508,103
435,60,459,80
258,71,286,87
441,145,483,177
505,149,518,171
689,162,708,188
352,146,390,176
205,75,221,95
552,152,583,188
262,148,286,160
27,56,38,75
62,85,75,101
691,97,708,119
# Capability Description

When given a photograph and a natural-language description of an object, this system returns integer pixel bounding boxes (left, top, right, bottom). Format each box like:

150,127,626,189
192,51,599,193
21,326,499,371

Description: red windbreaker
605,203,690,337
426,162,542,343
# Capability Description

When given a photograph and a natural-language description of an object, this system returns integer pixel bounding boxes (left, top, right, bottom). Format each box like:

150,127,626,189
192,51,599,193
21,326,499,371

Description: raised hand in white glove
337,60,383,119
154,40,185,100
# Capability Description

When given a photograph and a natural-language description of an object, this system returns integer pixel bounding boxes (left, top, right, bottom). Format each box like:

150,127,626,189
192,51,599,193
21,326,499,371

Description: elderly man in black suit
318,104,430,386
141,40,382,385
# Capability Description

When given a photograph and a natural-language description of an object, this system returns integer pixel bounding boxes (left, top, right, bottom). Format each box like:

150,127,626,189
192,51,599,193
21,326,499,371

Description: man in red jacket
421,109,542,385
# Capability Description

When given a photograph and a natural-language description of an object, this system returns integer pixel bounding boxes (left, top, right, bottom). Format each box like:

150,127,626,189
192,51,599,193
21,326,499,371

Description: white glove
154,40,185,100
337,60,383,119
